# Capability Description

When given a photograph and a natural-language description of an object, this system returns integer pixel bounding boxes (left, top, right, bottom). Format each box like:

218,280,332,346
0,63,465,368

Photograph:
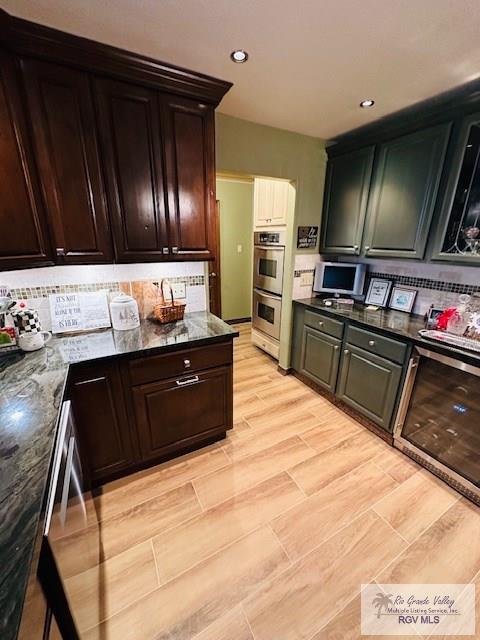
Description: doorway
214,175,254,322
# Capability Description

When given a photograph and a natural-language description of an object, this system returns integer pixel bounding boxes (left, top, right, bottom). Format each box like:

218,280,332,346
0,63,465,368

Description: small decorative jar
109,293,140,331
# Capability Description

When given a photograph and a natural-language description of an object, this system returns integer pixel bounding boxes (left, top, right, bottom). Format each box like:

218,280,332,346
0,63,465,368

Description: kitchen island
0,312,237,640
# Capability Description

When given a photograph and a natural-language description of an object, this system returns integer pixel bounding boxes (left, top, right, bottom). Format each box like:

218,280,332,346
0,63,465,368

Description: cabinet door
95,78,168,261
21,59,113,264
363,124,450,259
254,178,273,227
337,344,402,431
320,146,374,255
162,94,216,259
254,178,289,228
69,360,136,484
132,366,232,462
431,113,480,264
0,53,52,269
300,326,341,392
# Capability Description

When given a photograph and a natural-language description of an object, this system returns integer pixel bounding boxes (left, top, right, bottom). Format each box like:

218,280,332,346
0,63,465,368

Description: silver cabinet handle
318,321,324,327
172,246,179,254
56,248,66,256
334,345,339,351
162,247,169,255
184,359,191,369
364,245,370,251
353,245,359,250
368,340,375,347
344,349,349,355
176,375,199,386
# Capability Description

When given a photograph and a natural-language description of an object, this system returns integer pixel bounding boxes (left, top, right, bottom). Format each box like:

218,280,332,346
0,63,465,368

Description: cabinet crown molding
0,8,232,106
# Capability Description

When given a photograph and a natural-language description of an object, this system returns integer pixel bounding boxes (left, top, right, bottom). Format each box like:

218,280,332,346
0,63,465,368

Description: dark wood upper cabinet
0,53,52,269
21,59,113,263
95,78,168,261
320,146,374,255
162,94,216,260
362,124,451,259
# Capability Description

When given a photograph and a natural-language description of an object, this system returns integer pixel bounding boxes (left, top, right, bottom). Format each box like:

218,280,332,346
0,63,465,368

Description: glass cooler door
400,350,480,487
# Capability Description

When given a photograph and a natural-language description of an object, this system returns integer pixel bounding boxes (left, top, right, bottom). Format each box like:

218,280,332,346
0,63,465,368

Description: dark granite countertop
0,312,237,640
294,297,480,366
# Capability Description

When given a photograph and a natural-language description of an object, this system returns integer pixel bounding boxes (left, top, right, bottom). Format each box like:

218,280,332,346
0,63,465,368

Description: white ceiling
5,0,480,139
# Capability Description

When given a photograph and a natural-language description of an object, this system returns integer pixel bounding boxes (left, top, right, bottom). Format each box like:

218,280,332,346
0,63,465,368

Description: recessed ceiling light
360,99,375,108
230,49,248,63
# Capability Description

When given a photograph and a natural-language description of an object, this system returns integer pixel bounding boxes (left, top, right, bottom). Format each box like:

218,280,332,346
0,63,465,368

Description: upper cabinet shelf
431,113,480,264
0,9,231,270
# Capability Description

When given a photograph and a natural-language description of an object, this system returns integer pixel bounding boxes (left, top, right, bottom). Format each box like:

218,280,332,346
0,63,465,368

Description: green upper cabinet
362,123,451,259
430,112,480,264
320,146,374,255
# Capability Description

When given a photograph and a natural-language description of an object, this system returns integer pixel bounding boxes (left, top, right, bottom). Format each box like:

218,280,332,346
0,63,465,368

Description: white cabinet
254,178,291,228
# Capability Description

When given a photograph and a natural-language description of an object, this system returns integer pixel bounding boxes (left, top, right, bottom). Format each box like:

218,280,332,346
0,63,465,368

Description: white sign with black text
49,290,111,334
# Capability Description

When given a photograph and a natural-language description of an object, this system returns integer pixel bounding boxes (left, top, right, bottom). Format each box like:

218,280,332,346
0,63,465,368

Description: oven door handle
393,355,419,439
253,288,282,300
44,400,72,537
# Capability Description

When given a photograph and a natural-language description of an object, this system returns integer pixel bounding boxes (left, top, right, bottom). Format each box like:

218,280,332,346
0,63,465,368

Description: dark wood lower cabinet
300,326,341,393
337,343,403,431
69,360,136,484
132,366,232,462
68,340,234,486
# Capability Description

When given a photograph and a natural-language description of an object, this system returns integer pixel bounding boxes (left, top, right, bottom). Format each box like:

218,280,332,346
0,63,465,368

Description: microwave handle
393,354,419,439
43,401,71,537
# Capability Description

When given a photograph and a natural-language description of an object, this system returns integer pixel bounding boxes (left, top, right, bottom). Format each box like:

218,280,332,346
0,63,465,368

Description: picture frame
389,286,417,314
426,306,444,329
365,277,393,307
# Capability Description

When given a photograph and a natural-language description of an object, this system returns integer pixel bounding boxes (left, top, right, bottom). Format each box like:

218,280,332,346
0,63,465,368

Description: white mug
18,331,52,352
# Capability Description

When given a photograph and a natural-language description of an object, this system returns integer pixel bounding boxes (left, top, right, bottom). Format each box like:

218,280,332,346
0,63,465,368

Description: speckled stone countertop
0,312,238,640
294,297,480,365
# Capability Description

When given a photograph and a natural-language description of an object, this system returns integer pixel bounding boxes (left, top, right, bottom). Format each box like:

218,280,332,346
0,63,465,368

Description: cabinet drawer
129,341,232,386
346,325,407,364
304,310,344,339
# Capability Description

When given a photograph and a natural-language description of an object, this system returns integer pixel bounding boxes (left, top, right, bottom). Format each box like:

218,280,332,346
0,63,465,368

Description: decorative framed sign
389,286,417,314
365,278,392,307
297,226,319,249
49,290,111,334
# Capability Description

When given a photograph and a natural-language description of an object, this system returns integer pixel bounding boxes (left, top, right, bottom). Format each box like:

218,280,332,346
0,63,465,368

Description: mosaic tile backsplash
2,263,207,332
292,255,480,316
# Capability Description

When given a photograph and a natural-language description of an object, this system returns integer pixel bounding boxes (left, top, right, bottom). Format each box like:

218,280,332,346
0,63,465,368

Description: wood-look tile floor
65,323,480,639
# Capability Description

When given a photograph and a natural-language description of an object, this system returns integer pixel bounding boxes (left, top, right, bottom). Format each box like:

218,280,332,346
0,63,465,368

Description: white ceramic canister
109,293,140,331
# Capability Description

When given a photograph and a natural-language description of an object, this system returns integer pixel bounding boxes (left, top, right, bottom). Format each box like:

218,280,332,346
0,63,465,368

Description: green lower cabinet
300,326,341,393
337,343,402,431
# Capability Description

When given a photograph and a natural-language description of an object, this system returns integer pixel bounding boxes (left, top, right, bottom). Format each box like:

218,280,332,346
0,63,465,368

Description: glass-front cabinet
432,112,480,263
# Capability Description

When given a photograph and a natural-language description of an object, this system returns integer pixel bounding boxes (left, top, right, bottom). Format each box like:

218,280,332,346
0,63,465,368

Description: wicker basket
152,279,186,324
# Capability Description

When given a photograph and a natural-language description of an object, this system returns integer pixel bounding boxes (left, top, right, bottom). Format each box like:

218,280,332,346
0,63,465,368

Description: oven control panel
254,230,286,246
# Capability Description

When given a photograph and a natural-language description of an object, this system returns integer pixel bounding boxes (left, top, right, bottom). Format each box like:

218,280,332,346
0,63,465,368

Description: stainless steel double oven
252,230,286,343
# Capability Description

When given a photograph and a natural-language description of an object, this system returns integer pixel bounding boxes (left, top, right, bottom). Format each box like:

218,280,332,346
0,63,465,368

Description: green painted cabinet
430,112,480,264
300,325,341,392
337,343,403,432
320,146,374,255
363,123,451,259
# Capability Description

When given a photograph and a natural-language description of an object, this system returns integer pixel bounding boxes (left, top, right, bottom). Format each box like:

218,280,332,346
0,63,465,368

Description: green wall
215,113,327,368
216,178,253,321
